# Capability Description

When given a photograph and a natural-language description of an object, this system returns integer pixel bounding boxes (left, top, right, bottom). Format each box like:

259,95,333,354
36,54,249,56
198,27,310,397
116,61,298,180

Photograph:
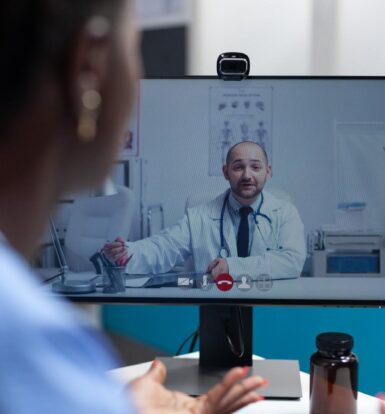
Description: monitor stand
159,305,302,399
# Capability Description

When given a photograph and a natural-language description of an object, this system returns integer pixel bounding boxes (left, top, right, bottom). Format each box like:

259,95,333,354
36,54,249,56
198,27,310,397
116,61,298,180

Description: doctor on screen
104,141,306,279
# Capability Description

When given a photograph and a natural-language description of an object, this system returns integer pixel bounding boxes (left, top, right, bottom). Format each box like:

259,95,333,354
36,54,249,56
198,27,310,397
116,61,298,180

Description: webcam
216,52,250,80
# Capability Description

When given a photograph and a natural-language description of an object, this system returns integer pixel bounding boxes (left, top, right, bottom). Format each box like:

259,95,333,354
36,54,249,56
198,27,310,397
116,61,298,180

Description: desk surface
109,354,380,414
41,268,385,304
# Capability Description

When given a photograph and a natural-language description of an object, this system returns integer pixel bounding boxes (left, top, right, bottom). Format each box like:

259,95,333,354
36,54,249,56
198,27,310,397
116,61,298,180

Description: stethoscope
218,190,282,258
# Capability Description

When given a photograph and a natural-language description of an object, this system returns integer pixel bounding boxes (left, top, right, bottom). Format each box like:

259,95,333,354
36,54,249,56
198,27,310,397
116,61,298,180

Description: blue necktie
237,206,253,257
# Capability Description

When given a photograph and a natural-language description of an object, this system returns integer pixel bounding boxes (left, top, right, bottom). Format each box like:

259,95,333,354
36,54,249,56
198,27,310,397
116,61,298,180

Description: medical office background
53,0,385,397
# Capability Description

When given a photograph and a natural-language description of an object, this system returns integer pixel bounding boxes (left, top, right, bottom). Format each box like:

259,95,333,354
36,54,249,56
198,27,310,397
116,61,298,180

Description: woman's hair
0,0,124,130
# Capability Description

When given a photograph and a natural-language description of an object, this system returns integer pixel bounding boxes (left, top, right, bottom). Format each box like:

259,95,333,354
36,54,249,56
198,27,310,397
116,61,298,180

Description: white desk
109,354,380,414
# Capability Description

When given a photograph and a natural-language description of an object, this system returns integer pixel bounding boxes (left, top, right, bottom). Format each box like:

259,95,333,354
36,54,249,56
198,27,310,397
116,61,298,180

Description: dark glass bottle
310,332,358,414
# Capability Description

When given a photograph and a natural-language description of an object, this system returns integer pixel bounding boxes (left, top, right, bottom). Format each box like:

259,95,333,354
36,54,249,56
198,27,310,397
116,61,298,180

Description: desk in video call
41,269,385,304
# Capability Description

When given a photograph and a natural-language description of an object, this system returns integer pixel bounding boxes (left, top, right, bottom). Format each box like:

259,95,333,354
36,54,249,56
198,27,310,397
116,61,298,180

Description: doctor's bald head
223,141,272,205
225,141,268,166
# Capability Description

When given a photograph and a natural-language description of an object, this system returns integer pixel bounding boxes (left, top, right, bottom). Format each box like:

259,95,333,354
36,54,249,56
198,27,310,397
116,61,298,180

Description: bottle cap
316,332,353,353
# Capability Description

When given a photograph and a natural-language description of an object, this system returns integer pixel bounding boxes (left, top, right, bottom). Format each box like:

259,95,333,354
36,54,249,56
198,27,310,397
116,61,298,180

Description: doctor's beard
232,178,266,201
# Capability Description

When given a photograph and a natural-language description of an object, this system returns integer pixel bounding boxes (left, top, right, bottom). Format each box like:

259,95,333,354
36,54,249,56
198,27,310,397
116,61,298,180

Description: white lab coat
126,190,306,279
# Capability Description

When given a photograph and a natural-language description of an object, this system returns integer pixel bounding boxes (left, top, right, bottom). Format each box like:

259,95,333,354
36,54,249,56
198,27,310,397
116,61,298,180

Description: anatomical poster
209,86,273,176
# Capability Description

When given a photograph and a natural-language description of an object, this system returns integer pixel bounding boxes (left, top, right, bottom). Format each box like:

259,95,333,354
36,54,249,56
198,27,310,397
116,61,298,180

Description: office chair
64,185,136,272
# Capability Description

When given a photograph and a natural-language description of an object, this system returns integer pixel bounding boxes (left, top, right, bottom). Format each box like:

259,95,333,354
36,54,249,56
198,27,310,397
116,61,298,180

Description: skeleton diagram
220,120,234,164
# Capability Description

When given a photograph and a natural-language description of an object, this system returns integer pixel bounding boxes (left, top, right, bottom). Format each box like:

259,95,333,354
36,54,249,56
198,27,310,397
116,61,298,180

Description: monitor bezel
72,75,385,306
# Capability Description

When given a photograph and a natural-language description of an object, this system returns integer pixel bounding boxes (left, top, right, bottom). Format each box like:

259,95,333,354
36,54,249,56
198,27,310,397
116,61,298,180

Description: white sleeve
125,215,192,274
226,204,306,279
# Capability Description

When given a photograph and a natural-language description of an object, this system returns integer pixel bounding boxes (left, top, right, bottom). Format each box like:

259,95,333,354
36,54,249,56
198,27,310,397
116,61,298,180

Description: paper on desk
125,276,150,288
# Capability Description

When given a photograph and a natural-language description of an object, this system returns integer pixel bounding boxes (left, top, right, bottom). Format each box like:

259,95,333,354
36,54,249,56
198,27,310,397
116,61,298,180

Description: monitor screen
118,77,385,305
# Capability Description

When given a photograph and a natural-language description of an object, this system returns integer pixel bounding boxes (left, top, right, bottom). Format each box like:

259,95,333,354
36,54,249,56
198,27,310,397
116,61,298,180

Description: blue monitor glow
117,77,385,306
80,77,385,397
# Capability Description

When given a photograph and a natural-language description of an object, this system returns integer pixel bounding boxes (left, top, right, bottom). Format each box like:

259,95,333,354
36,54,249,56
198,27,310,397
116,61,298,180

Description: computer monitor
128,76,385,303
99,77,385,396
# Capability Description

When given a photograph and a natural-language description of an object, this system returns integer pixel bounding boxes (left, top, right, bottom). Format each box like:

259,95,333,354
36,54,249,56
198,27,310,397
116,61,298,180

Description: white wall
189,0,312,75
189,0,385,76
310,0,339,74
336,0,385,75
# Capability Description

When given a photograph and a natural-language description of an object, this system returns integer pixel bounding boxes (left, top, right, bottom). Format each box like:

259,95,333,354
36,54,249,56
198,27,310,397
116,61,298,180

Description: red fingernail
151,360,158,368
242,366,250,374
261,379,269,386
256,395,265,402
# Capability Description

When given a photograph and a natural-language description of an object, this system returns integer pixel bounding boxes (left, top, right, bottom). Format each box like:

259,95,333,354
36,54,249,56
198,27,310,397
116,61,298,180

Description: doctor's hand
130,359,265,414
103,236,132,266
207,258,229,280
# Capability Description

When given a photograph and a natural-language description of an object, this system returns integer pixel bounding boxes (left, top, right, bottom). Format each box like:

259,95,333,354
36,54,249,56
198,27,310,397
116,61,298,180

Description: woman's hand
378,393,385,414
130,360,266,414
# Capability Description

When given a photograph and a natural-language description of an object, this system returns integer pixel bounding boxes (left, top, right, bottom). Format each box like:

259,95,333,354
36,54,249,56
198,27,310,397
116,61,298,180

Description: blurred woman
0,1,264,413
